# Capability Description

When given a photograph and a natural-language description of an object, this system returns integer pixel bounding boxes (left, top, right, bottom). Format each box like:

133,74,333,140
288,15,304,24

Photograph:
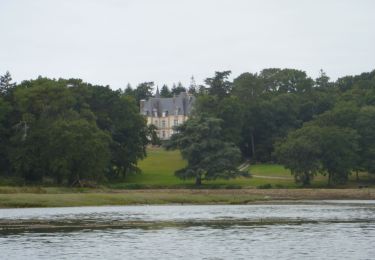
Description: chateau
140,90,195,140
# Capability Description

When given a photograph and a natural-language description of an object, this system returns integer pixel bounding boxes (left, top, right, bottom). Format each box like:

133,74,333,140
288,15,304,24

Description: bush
257,183,272,189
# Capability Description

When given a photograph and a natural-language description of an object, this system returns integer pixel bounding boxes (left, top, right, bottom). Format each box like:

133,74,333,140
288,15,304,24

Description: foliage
124,81,154,106
160,84,172,97
165,117,243,185
1,75,147,185
356,106,375,174
205,71,232,98
275,126,321,185
276,125,359,185
197,68,375,186
0,71,16,96
171,82,186,95
1,67,375,187
147,124,161,146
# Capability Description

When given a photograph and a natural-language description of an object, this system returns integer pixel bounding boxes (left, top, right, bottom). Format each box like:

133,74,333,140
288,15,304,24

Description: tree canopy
165,116,244,185
1,67,375,187
0,74,148,185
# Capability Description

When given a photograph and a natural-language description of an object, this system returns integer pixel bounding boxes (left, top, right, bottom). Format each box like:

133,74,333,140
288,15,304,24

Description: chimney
140,99,145,112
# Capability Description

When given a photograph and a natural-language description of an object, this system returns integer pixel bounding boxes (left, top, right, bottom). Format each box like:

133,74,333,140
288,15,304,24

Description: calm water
1,201,375,259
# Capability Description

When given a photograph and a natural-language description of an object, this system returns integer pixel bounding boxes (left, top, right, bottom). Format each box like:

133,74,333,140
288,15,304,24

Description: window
154,120,158,126
162,120,166,128
174,119,178,126
162,131,165,138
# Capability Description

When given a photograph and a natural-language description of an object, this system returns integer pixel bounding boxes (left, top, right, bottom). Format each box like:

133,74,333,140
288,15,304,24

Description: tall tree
205,71,232,98
355,106,375,175
171,82,186,95
275,126,322,185
188,76,198,95
232,72,264,100
319,127,359,185
165,116,244,185
315,69,332,89
124,83,134,96
0,71,16,96
133,82,154,104
276,125,359,185
0,97,11,175
160,84,172,97
48,118,111,185
259,68,313,93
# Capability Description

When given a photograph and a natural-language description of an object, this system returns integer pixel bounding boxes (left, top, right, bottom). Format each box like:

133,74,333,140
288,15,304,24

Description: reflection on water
1,201,375,259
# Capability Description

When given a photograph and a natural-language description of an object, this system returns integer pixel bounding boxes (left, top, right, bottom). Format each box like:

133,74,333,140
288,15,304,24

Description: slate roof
140,92,195,117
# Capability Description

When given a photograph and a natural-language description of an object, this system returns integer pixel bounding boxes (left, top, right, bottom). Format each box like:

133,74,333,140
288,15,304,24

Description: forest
0,68,374,186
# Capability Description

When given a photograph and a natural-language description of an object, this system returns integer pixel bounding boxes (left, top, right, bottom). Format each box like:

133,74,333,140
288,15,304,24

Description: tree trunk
303,172,310,186
250,133,255,159
328,172,332,186
195,176,202,186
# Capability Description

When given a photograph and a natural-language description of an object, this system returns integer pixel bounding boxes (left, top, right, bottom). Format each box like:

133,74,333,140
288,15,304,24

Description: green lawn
118,147,296,188
115,147,374,189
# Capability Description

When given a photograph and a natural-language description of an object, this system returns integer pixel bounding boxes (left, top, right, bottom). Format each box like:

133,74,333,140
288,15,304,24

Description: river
1,201,374,259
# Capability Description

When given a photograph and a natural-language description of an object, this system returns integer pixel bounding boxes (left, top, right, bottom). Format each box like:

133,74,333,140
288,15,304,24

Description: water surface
1,201,374,259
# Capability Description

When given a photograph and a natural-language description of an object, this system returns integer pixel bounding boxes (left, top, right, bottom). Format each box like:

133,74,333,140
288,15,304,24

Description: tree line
1,68,374,186
186,68,375,185
0,74,149,185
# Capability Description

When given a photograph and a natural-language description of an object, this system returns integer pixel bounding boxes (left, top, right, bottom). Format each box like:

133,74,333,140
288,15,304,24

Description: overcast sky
1,0,374,89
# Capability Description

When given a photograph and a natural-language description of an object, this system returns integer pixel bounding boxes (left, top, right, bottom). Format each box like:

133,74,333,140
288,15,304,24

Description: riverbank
0,188,374,208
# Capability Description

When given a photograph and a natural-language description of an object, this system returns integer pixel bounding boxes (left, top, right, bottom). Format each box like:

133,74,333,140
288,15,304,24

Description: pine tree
0,71,16,95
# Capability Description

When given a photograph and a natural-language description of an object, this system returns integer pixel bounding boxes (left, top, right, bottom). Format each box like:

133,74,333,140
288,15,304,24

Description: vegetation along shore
0,188,374,208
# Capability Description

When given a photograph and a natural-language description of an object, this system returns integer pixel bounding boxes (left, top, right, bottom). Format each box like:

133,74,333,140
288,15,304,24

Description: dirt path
251,175,293,180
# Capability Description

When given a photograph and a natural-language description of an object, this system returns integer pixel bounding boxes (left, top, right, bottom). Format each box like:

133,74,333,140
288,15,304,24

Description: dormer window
175,107,179,116
162,111,168,117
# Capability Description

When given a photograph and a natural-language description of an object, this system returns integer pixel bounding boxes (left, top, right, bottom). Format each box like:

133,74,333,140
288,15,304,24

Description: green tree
86,86,148,178
147,124,161,146
124,83,134,96
0,97,11,175
315,69,332,89
48,118,111,185
232,72,264,100
160,84,172,97
194,95,244,145
205,71,232,98
171,82,186,95
355,106,375,174
276,125,359,186
133,82,154,104
0,71,16,96
259,68,313,93
165,117,243,185
319,127,359,185
275,126,321,185
9,77,148,183
188,76,198,95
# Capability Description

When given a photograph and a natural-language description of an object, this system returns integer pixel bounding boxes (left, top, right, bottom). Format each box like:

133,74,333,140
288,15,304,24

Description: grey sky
1,0,374,89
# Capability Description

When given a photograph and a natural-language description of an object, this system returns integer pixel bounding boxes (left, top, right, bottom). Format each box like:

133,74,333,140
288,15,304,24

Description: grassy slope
114,147,371,188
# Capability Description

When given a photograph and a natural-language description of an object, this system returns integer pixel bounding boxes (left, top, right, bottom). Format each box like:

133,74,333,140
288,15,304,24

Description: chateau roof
140,92,195,117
